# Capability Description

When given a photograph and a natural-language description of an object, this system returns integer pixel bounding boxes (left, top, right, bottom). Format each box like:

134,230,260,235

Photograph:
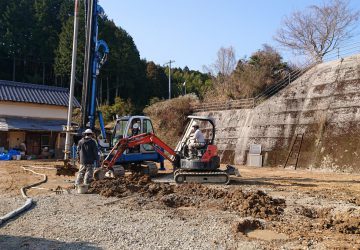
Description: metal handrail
192,40,360,112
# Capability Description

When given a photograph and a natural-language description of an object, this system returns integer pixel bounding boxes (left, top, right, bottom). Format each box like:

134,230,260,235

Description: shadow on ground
0,235,101,250
230,177,318,187
231,175,360,187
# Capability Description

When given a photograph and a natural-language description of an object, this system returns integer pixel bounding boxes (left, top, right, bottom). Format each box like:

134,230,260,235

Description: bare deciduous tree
203,46,236,77
274,0,359,62
203,46,236,99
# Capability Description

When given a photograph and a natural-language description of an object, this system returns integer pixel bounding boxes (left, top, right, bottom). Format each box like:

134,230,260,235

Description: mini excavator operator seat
175,116,216,159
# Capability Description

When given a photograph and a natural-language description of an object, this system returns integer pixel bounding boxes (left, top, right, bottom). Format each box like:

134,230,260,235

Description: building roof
0,80,80,107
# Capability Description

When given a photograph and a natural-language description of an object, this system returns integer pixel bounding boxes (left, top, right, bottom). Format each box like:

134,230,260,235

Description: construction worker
130,123,141,153
19,141,27,154
131,123,140,136
75,129,99,186
188,122,206,158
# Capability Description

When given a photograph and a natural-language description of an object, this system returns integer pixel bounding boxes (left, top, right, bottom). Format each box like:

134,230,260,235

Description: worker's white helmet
84,128,93,134
132,123,139,129
192,122,199,127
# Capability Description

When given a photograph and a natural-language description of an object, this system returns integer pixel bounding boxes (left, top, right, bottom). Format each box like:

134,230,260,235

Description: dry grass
144,94,199,147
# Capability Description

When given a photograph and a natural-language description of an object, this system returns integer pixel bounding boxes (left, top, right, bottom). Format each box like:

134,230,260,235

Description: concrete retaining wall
196,54,360,172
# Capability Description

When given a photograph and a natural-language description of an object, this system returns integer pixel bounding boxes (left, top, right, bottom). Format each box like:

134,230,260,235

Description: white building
0,80,80,158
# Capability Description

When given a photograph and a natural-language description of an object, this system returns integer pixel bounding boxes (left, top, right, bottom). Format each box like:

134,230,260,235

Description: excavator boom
102,133,179,169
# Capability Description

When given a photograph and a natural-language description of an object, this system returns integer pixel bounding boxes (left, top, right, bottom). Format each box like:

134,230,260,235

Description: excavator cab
105,115,163,175
173,116,230,184
175,116,216,159
111,116,156,152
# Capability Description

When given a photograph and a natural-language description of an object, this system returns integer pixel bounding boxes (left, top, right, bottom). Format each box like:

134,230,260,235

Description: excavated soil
89,174,175,198
232,218,264,234
89,174,286,219
2,161,360,249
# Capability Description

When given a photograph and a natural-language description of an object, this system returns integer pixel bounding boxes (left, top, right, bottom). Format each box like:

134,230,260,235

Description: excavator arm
102,133,180,170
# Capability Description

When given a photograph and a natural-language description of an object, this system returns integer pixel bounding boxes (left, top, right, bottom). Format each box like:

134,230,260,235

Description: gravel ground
0,193,262,250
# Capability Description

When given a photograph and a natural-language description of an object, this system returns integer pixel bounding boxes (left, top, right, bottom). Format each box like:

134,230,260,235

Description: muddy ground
1,160,360,249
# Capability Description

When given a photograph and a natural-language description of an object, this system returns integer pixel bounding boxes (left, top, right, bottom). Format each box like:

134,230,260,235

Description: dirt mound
55,165,77,176
160,194,193,208
89,174,174,198
223,190,285,219
172,183,286,219
232,218,264,234
348,197,360,206
295,206,318,218
323,213,360,234
89,175,286,219
174,183,227,199
295,206,331,219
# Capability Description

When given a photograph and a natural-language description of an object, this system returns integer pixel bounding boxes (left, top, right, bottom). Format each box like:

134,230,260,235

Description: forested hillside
0,0,294,116
0,0,210,112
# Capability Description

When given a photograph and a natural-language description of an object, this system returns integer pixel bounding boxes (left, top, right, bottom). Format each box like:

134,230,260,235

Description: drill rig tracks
174,169,230,185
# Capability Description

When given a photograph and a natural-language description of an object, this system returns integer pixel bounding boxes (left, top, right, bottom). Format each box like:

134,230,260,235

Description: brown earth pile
89,174,174,198
232,218,264,234
171,183,285,218
89,175,286,219
322,213,360,234
291,206,360,235
223,190,285,219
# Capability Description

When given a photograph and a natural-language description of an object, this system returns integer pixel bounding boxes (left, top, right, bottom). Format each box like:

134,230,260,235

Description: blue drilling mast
81,0,109,132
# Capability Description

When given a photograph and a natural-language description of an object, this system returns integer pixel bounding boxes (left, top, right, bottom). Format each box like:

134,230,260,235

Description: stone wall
196,54,360,172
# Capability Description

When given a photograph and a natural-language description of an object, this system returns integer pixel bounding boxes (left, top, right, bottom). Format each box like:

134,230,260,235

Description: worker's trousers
75,164,94,185
189,142,206,158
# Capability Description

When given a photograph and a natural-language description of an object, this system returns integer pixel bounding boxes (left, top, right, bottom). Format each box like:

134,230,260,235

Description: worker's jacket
77,137,99,165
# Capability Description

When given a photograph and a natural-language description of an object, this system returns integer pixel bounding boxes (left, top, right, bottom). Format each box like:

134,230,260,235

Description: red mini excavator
95,116,231,184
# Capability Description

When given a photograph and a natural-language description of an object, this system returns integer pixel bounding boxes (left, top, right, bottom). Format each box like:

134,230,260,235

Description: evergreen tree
0,1,209,112
54,3,85,83
145,61,168,100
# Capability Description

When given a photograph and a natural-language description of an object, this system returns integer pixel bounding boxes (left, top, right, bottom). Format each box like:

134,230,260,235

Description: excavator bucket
93,167,107,180
55,159,78,176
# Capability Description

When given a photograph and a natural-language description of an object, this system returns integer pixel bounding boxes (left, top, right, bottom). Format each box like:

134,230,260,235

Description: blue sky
99,0,360,71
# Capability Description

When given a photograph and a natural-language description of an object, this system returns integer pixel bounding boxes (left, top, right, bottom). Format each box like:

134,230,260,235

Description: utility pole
64,0,79,160
81,0,94,129
164,60,175,99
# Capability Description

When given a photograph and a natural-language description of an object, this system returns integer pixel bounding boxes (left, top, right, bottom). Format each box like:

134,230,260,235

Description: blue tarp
0,153,11,160
0,149,20,160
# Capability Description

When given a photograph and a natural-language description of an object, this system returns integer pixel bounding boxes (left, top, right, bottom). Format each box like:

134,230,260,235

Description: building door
26,133,41,155
0,132,8,150
41,134,50,149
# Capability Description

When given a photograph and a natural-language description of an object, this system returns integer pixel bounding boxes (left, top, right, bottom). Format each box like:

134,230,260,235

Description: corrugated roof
0,80,80,107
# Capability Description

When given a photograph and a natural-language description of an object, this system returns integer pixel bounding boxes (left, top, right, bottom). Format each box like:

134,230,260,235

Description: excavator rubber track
142,161,158,177
174,169,230,185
